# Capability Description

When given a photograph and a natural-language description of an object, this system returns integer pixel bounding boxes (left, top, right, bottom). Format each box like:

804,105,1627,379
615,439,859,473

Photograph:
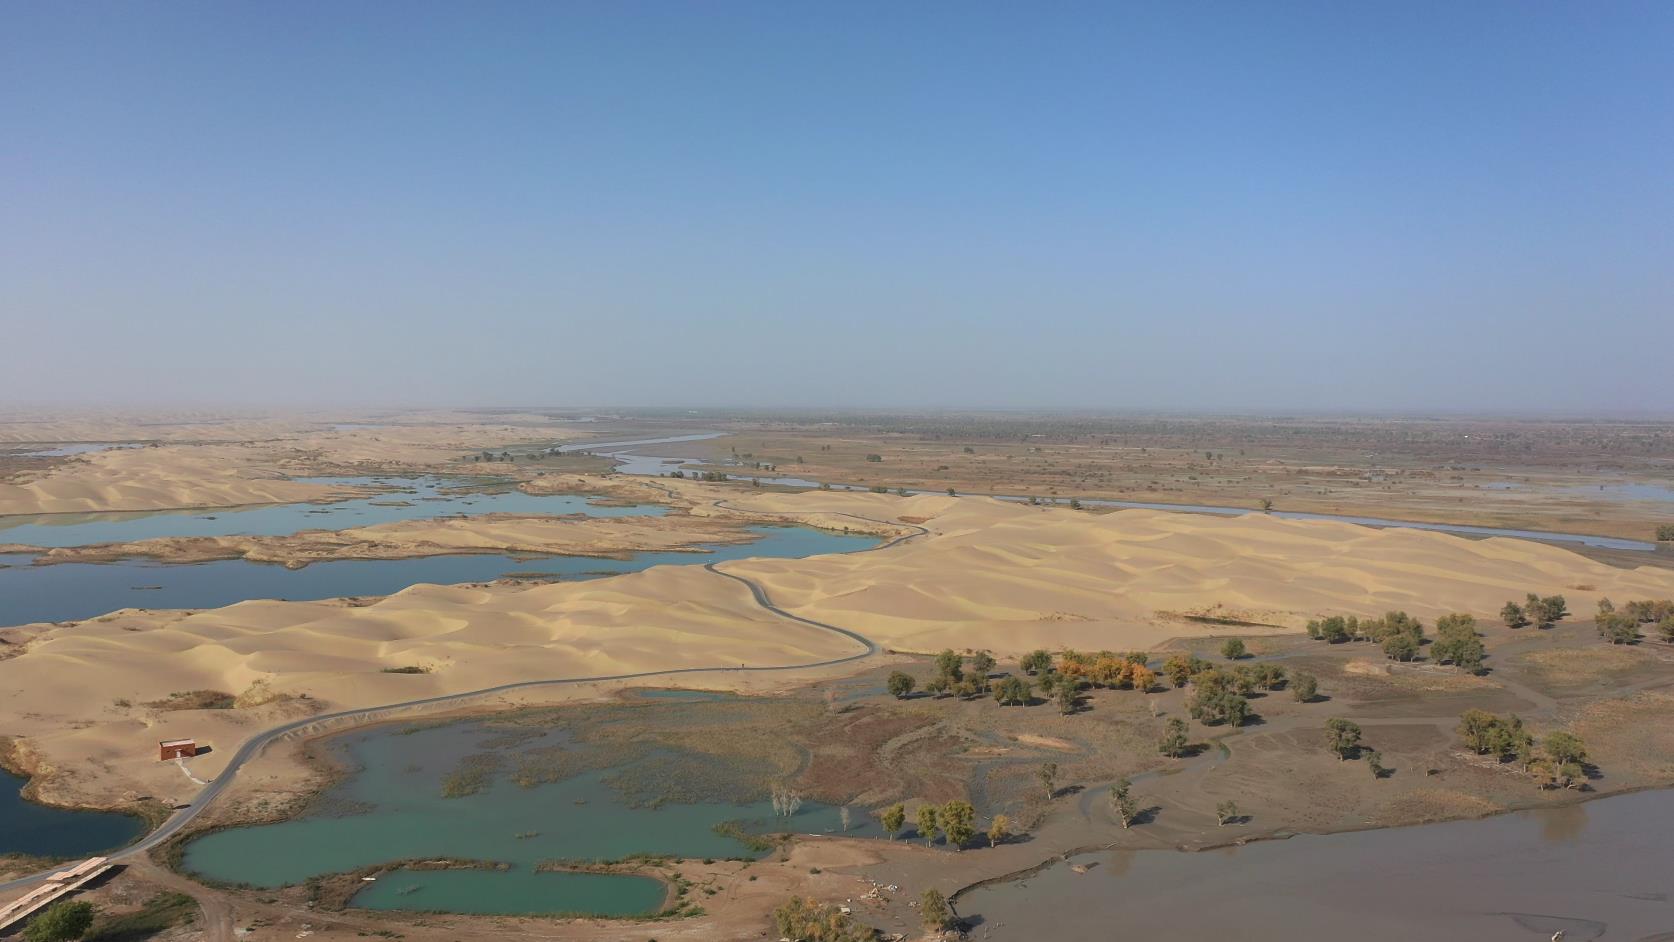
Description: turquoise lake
184,715,874,915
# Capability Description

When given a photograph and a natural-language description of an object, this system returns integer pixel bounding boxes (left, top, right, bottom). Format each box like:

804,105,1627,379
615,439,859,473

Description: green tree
1291,672,1318,703
1158,717,1190,758
1316,616,1350,643
24,901,95,942
1544,731,1587,767
920,889,952,931
1325,718,1363,760
881,803,905,841
886,671,916,699
1381,632,1419,662
1021,650,1053,675
1597,611,1640,644
1658,525,1674,542
1110,778,1139,828
934,649,964,685
1215,800,1238,826
1220,638,1247,660
1038,761,1059,800
916,804,940,846
1056,679,1079,715
1456,710,1532,761
987,814,1010,848
1431,613,1485,672
1501,601,1527,628
969,651,997,682
1660,615,1674,643
1366,750,1386,779
1187,671,1250,727
992,675,1030,706
940,800,976,849
1260,498,1274,513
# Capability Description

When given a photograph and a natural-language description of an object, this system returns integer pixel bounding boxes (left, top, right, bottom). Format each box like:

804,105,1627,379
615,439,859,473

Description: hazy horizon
6,1,1672,413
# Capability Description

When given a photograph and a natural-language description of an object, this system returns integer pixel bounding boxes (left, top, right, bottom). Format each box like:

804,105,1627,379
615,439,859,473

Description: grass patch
145,690,235,711
380,666,430,674
710,820,784,854
439,753,503,798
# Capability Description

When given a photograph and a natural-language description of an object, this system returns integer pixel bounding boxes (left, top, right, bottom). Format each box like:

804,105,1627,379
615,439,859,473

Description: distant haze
4,2,1671,413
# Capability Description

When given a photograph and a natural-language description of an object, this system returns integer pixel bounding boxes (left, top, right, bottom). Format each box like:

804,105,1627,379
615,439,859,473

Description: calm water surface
0,525,877,627
185,717,871,914
0,769,143,859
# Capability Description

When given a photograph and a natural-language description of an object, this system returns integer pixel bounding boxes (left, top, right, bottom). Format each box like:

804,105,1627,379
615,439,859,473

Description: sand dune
716,492,1674,652
0,564,860,808
5,486,1671,810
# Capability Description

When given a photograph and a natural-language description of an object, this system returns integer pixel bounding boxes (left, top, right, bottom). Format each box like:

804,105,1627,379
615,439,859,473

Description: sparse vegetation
773,896,876,941
144,690,235,711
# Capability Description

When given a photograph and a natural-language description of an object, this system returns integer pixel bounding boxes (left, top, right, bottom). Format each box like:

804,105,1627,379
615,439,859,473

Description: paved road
0,510,928,896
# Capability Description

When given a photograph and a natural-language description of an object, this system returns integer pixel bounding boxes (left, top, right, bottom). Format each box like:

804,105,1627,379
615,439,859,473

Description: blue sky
4,1,1671,412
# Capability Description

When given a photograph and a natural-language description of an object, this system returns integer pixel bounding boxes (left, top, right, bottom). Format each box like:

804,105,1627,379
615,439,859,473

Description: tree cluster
1430,613,1485,673
912,799,981,848
1186,669,1251,727
924,649,995,699
1501,593,1568,629
1595,597,1674,644
1305,610,1424,656
1456,709,1589,789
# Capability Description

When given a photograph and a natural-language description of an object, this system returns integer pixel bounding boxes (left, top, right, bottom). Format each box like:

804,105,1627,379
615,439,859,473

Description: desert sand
4,487,1672,814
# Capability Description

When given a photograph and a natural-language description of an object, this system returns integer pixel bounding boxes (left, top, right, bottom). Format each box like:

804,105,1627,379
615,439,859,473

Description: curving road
0,510,929,895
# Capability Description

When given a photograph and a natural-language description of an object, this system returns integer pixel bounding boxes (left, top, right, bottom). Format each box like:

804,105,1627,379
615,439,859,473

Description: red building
159,739,197,761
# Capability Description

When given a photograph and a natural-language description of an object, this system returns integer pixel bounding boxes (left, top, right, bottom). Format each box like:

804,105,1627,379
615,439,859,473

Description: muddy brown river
959,788,1674,940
